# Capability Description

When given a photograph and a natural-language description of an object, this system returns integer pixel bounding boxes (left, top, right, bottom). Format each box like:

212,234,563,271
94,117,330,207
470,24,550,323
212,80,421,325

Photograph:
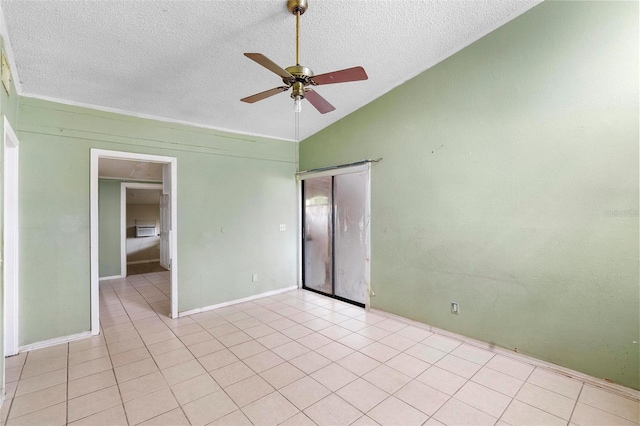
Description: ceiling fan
241,0,368,114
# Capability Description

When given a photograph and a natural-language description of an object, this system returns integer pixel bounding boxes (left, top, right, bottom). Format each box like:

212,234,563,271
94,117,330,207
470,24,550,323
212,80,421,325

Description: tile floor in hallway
1,272,638,426
126,262,169,276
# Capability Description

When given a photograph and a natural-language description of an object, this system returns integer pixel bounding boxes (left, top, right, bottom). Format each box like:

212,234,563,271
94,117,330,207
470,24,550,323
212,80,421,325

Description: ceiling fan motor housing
284,65,313,98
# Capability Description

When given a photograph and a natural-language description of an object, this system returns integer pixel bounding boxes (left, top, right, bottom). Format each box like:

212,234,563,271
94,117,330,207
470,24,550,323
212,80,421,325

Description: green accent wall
15,97,298,345
300,1,639,389
98,179,121,278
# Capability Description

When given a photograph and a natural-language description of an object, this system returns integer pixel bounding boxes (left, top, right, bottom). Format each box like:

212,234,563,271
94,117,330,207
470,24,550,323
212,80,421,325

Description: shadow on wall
126,226,159,259
127,203,160,263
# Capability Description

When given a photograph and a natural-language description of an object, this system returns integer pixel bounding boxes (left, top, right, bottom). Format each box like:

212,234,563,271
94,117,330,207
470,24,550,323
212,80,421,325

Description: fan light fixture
241,0,368,115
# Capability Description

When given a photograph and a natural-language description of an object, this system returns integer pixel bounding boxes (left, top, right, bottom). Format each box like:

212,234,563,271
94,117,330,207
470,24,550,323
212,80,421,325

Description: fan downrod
287,0,308,15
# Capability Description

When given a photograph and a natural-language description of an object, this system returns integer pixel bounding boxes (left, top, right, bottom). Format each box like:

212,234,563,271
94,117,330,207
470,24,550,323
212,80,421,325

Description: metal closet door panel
303,176,333,296
333,171,367,304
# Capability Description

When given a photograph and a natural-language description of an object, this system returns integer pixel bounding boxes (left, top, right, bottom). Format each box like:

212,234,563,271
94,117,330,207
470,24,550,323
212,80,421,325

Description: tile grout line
129,274,168,316
65,342,70,425
101,277,148,425
6,347,69,423
568,382,584,424
567,382,595,424
374,307,640,403
361,339,448,420
100,277,169,423
178,287,634,424
2,351,27,423
180,305,289,424
174,292,357,424
264,303,381,424
495,360,537,423
163,310,213,424
168,304,239,423
441,353,581,423
95,283,126,423
8,276,638,426
128,272,244,425
47,290,306,422
307,311,436,424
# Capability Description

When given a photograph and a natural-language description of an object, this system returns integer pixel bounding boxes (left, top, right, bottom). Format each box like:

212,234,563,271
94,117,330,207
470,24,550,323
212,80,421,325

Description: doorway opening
298,164,371,308
91,149,178,334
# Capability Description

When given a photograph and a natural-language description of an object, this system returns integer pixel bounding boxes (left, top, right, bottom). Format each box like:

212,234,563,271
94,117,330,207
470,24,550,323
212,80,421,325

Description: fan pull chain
295,106,300,142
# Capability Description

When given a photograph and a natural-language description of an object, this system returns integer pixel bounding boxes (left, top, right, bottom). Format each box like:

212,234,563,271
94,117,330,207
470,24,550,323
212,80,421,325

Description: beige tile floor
1,272,638,425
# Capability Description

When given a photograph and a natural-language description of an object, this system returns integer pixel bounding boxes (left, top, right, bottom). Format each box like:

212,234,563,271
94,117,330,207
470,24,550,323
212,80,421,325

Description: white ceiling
127,189,161,205
99,158,163,181
1,0,539,141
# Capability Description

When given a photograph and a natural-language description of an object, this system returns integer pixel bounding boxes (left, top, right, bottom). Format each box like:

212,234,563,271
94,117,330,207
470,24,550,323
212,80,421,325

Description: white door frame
3,116,19,356
120,182,163,277
296,163,372,309
91,149,178,334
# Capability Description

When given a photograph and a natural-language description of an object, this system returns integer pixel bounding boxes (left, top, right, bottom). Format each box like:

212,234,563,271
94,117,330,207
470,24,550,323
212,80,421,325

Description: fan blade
241,86,289,103
311,66,368,85
244,53,293,79
305,89,335,114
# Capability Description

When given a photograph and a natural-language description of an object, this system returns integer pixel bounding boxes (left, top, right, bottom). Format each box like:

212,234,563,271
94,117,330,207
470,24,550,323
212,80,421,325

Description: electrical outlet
252,273,258,282
279,224,286,231
451,302,459,315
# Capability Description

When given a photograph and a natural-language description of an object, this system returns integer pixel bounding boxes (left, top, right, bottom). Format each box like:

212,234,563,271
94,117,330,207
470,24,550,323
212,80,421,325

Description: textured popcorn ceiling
1,0,539,141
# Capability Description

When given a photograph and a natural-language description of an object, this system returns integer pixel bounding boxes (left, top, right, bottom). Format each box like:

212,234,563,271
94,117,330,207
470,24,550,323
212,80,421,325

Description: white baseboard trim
18,331,93,353
369,308,640,401
99,275,124,281
179,285,298,317
127,259,160,265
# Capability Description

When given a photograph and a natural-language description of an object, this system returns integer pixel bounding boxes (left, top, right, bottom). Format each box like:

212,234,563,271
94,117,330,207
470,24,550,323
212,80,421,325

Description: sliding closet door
303,177,333,295
334,172,367,305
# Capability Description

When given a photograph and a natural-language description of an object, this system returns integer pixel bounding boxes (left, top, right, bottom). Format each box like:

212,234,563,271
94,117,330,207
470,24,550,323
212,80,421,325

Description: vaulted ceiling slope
1,0,539,141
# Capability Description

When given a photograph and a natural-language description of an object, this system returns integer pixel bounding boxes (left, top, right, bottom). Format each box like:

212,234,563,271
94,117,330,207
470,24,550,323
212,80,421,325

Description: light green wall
300,1,639,389
16,97,298,345
98,179,121,278
0,32,20,393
